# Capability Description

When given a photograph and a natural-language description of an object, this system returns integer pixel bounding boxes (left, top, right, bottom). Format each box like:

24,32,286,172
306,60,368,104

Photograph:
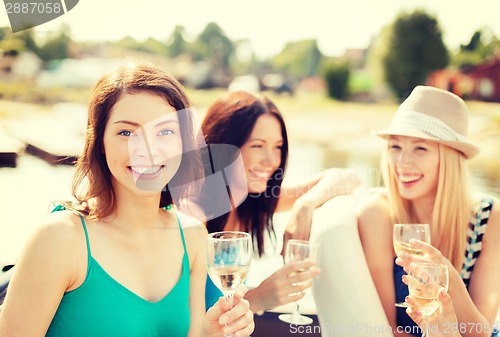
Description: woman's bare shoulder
172,209,207,244
356,187,390,218
33,210,85,246
13,210,86,286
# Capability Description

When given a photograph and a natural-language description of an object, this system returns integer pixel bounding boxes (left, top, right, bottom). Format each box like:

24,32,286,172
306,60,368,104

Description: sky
1,0,500,58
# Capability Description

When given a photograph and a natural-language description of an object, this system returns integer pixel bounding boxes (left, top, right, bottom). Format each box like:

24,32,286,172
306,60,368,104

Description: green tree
273,39,322,79
37,24,72,61
115,36,166,54
383,10,449,100
191,22,235,86
323,61,350,100
16,29,40,55
451,28,500,69
193,22,234,68
167,25,187,58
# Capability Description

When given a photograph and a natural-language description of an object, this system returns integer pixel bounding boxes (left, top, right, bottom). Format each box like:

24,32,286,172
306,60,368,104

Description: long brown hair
72,60,201,219
201,91,289,256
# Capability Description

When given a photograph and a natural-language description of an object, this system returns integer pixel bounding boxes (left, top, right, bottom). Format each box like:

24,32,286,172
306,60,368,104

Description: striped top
460,196,494,288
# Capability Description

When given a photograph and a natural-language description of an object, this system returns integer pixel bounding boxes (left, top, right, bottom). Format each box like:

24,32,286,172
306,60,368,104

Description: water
0,155,75,263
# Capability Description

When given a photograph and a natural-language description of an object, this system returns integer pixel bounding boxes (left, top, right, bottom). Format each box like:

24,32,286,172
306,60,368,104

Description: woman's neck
410,196,435,225
224,210,243,232
105,189,163,230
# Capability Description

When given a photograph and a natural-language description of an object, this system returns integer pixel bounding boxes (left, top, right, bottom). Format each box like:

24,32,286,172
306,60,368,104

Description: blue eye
118,130,134,137
159,129,173,136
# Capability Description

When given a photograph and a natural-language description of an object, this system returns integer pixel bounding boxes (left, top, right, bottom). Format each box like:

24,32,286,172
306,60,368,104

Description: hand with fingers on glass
395,239,453,274
244,260,320,313
406,287,461,337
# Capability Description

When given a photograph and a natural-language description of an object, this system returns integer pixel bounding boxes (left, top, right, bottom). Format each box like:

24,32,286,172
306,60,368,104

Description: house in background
427,57,500,102
463,58,500,102
0,51,42,80
426,69,472,98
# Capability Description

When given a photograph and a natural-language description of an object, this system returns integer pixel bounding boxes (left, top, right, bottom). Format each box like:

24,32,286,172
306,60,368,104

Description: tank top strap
50,203,92,268
163,204,188,255
174,212,188,256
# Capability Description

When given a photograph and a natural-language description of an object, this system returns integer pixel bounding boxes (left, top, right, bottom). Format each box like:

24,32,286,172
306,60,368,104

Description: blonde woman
357,86,500,337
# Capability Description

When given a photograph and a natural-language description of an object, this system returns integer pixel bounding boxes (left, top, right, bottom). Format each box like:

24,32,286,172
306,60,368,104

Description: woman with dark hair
201,90,360,314
0,61,254,337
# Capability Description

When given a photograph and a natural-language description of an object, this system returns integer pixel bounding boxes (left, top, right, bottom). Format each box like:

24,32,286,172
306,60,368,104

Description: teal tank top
45,204,191,337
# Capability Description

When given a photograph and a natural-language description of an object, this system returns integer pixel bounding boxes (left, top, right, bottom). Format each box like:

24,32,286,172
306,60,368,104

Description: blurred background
1,0,500,262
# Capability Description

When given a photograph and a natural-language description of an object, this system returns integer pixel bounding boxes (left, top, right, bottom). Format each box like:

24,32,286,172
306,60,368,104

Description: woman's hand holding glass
245,259,320,313
395,238,454,274
404,262,449,337
278,239,320,325
207,231,252,337
405,287,461,337
393,224,430,307
204,286,255,337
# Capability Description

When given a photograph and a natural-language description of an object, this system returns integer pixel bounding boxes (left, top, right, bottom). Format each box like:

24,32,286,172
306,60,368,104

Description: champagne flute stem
223,291,234,312
422,314,429,337
292,302,301,316
222,291,235,337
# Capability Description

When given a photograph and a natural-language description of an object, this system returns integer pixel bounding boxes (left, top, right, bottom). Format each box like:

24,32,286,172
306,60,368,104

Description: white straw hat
376,85,479,159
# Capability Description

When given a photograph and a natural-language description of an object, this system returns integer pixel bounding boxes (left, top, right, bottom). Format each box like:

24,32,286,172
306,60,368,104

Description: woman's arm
357,191,414,337
277,168,360,212
244,260,320,313
0,212,83,337
466,198,500,323
186,224,209,337
279,168,361,241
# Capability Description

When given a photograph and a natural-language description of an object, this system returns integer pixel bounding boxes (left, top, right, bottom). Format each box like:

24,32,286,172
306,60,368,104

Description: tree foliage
115,36,166,55
383,10,449,100
37,31,71,61
451,28,500,69
323,61,350,100
193,22,234,68
273,39,322,79
167,25,188,58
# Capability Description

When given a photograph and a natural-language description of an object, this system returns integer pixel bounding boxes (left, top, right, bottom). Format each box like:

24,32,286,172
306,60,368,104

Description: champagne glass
408,262,449,337
393,223,430,307
278,239,319,325
207,231,252,337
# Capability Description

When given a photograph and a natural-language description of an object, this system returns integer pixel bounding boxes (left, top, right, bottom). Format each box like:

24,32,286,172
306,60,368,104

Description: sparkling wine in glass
408,262,449,337
278,239,319,325
393,223,430,308
207,231,252,337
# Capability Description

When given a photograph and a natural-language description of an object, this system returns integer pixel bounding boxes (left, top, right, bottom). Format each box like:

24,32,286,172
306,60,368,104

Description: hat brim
374,126,480,159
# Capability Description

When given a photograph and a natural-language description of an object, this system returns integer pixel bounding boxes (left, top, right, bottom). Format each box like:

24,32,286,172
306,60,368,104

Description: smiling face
388,136,440,203
103,91,183,198
240,114,283,193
